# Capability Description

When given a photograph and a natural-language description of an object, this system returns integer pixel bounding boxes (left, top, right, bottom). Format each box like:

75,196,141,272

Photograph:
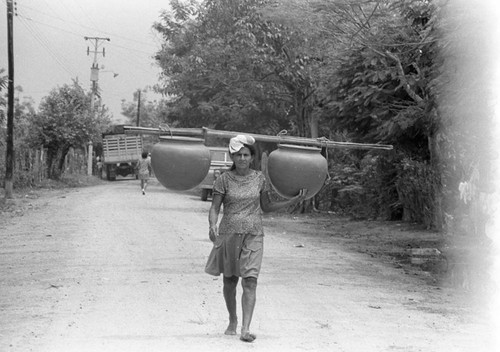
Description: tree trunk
428,132,442,231
309,113,319,139
294,95,305,137
47,144,71,180
309,112,321,211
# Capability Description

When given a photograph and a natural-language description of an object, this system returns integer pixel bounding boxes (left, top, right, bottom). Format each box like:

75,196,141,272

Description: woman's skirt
205,233,263,279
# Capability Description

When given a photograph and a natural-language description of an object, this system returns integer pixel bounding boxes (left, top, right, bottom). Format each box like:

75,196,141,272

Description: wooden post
87,141,93,176
4,0,15,198
34,149,40,182
136,89,141,127
122,126,394,151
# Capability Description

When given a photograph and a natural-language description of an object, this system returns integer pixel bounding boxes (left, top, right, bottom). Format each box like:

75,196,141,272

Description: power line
107,41,158,56
16,11,160,92
16,14,79,78
11,1,163,80
17,13,159,58
16,8,160,59
3,0,166,115
70,0,101,32
16,1,160,50
17,13,85,39
15,11,159,83
59,1,88,29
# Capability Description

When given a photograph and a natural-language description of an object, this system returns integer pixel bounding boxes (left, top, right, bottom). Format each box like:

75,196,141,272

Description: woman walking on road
205,135,307,343
136,151,152,195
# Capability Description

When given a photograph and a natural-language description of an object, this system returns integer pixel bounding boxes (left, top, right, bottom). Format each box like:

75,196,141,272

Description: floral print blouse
213,170,269,236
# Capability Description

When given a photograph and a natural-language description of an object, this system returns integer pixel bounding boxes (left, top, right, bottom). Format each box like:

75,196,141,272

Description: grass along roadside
0,175,105,216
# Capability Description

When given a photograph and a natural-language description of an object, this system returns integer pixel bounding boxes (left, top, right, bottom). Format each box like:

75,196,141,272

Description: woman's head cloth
229,134,256,154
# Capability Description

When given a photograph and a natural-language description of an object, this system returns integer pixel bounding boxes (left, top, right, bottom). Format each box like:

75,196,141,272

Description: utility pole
85,36,110,176
136,89,141,127
4,0,14,198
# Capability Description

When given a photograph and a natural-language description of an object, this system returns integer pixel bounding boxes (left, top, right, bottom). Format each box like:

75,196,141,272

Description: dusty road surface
0,178,495,352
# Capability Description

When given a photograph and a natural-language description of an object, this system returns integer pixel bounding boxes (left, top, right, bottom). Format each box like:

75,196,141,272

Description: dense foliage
153,0,324,136
152,0,455,227
312,0,442,226
1,77,112,186
121,88,173,129
27,80,111,179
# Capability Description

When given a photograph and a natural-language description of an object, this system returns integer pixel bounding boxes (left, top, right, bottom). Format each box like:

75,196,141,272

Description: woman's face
231,147,254,170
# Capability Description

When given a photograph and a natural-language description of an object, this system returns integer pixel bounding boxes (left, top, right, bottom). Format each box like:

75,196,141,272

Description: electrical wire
16,13,79,78
58,1,88,30
17,1,160,51
15,0,162,80
4,0,167,114
69,0,101,34
18,14,87,39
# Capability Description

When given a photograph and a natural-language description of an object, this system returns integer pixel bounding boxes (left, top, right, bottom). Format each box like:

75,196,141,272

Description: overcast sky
0,0,170,123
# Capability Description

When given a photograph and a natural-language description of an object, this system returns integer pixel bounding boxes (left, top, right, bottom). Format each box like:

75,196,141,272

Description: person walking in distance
205,135,307,342
136,151,152,195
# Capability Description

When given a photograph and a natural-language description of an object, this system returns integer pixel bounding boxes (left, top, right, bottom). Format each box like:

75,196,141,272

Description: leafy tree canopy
311,0,438,156
153,0,325,136
28,80,111,178
121,88,175,129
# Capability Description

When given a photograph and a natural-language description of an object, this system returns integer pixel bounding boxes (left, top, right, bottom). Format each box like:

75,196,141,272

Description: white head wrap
229,134,256,154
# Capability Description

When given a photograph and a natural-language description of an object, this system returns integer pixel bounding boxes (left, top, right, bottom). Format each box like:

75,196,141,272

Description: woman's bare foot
240,331,256,342
224,320,238,335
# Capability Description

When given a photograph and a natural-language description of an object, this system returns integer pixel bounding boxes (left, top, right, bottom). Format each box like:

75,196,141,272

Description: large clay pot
151,136,211,191
267,144,328,200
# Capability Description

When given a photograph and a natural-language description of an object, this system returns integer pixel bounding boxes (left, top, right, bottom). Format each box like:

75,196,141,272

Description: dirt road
0,178,494,352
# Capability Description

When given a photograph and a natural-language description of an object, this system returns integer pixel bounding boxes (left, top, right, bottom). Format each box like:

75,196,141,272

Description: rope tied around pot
158,124,173,138
317,136,332,181
276,129,288,146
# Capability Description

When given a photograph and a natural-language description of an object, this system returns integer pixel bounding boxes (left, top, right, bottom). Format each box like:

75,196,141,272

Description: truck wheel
106,165,116,181
201,189,210,201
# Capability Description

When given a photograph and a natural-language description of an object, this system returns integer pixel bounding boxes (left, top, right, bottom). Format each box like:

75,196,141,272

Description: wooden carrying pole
123,126,393,151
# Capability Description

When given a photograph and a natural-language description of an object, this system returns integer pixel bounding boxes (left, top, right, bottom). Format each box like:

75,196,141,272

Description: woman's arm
208,193,223,242
260,189,307,213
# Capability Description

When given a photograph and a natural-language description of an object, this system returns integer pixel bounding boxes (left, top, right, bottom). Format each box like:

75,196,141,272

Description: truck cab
199,147,233,201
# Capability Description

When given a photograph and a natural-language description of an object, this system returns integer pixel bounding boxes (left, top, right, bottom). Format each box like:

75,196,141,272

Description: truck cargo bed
103,135,142,163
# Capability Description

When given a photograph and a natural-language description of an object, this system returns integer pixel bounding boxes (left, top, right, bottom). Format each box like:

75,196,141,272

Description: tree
293,0,442,225
28,80,111,179
0,84,40,187
310,1,438,151
153,0,324,137
120,88,174,128
152,0,450,224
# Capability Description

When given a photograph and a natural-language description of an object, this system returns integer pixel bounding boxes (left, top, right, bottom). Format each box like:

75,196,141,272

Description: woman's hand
260,188,308,213
209,225,218,242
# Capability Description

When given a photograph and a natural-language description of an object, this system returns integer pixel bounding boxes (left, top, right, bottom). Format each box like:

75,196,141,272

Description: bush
316,150,399,220
395,158,440,228
315,150,440,228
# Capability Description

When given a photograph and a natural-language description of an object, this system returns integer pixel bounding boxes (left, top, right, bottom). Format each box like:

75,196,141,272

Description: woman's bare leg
223,276,239,335
240,277,257,342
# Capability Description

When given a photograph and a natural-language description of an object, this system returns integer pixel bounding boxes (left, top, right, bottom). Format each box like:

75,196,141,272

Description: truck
102,132,143,181
199,147,233,201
